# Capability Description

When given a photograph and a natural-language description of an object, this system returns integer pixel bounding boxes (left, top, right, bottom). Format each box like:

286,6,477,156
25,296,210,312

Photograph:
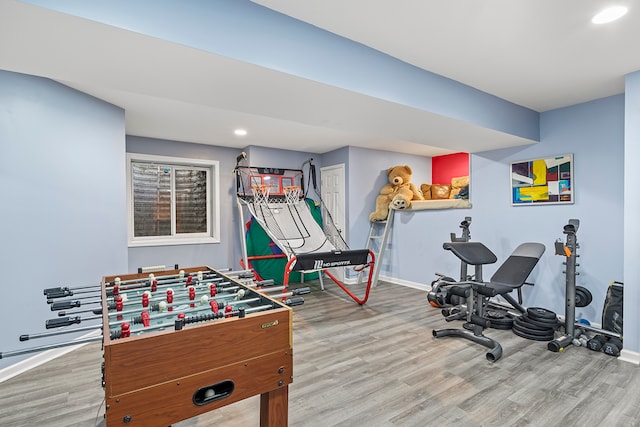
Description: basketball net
283,186,302,204
252,185,270,205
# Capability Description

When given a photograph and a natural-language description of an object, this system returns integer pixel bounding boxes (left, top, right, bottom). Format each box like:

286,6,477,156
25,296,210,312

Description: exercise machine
427,217,472,308
432,241,545,361
548,219,622,353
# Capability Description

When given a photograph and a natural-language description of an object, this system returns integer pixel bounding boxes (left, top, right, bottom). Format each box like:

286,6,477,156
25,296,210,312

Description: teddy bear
369,165,423,221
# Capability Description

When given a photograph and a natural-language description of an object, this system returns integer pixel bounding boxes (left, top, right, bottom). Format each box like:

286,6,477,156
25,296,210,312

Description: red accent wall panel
432,152,469,184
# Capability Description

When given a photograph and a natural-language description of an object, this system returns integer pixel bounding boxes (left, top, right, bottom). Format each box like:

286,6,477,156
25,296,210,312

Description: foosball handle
283,297,304,307
45,316,82,329
50,300,82,311
44,288,73,298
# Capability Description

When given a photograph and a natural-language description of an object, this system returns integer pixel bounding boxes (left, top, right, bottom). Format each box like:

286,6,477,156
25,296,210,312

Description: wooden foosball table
100,265,293,426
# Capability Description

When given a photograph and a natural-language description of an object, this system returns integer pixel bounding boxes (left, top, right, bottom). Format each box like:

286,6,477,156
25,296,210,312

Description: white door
320,164,346,240
321,164,346,282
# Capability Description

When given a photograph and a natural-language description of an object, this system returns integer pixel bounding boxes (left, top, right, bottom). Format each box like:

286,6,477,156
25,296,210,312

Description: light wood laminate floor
1,280,638,426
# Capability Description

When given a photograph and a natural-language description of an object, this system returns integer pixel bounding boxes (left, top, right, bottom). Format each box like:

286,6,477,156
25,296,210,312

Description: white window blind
127,153,219,247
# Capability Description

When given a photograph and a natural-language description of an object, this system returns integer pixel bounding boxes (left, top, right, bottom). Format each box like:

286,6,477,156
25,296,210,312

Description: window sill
128,236,220,247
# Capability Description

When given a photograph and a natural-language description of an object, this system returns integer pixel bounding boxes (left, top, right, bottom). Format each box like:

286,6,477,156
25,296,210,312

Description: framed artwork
511,154,573,205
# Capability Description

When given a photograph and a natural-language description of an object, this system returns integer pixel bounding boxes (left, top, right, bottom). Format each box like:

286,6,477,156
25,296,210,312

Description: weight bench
432,241,545,361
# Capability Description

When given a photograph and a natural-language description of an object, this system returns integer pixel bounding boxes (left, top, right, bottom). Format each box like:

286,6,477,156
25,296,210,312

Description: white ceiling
1,0,638,156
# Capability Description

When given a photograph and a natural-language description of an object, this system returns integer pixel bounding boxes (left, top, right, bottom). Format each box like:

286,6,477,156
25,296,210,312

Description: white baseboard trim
378,275,429,291
618,349,640,365
341,274,429,291
0,330,101,384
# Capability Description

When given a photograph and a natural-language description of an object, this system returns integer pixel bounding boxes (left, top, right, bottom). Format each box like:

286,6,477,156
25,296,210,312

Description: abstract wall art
511,154,573,205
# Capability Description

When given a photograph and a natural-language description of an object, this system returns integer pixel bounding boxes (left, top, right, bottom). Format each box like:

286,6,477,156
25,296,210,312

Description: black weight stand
548,219,622,353
548,219,580,352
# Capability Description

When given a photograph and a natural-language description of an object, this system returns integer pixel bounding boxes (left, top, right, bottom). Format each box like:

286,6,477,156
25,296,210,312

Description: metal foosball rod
45,292,255,329
102,281,244,312
105,292,235,321
46,285,256,329
4,293,302,362
42,272,214,300
103,275,232,298
0,336,103,360
109,294,304,339
48,278,231,314
48,298,102,312
107,288,305,329
44,284,102,299
42,267,254,299
108,293,265,327
20,324,102,341
101,283,297,320
57,307,103,317
45,315,102,329
106,267,253,290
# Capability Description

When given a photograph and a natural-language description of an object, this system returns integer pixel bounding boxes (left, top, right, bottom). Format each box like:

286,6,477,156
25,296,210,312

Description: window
126,153,220,246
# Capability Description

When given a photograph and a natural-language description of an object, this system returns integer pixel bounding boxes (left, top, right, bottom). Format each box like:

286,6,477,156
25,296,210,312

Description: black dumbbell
602,337,623,357
586,335,607,351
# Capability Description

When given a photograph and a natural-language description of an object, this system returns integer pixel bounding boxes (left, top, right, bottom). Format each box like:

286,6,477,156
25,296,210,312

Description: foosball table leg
259,386,288,427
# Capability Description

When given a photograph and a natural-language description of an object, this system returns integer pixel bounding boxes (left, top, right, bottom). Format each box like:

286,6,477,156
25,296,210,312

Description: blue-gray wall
348,96,624,323
0,71,127,369
624,71,640,353
125,136,244,272
0,69,637,372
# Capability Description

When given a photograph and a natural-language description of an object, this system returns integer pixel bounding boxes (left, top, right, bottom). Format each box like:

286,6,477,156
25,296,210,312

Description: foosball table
97,265,294,426
2,265,301,426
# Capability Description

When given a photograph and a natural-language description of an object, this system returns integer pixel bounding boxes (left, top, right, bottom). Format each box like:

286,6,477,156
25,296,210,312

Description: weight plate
513,319,554,336
485,309,508,319
575,286,593,308
428,277,457,307
520,314,560,329
512,326,554,341
513,317,555,332
483,309,514,330
527,307,557,321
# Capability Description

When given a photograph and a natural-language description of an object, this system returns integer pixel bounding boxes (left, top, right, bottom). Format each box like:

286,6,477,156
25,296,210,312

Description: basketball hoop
283,186,302,204
252,185,270,204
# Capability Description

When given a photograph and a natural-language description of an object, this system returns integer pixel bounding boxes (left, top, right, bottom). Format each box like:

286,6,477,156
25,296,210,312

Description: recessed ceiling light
592,6,628,24
234,129,247,137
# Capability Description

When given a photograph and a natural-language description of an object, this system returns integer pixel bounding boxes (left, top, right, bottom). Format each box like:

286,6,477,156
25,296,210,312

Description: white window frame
126,153,220,247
